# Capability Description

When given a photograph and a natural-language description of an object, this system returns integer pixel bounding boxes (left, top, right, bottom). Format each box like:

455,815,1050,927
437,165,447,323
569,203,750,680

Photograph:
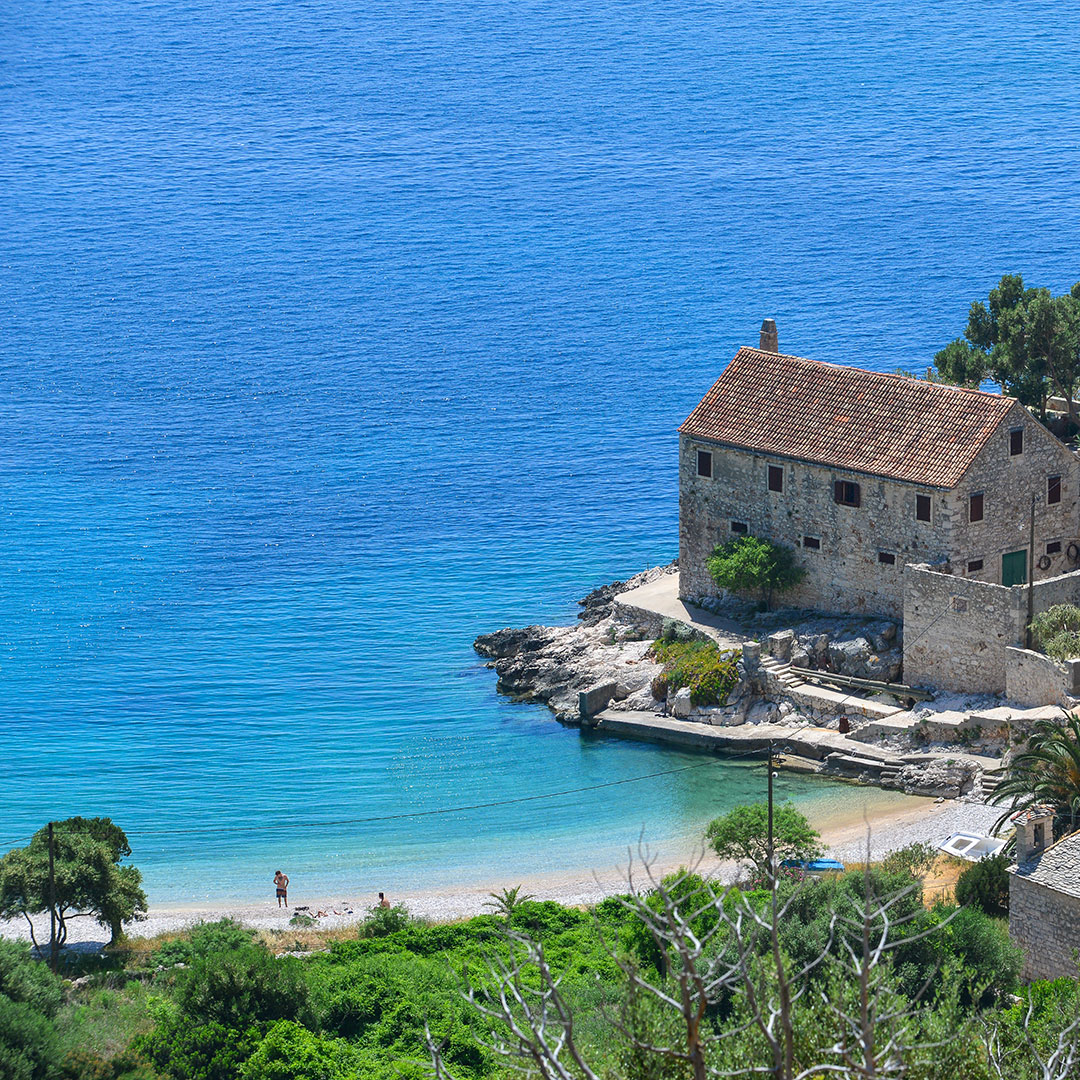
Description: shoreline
0,794,1001,948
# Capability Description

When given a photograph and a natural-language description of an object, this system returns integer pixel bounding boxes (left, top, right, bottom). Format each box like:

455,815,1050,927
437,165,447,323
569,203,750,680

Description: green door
1002,549,1027,587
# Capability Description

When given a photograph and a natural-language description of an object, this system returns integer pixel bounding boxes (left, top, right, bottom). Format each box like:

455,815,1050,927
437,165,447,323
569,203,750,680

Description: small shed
1007,807,1080,980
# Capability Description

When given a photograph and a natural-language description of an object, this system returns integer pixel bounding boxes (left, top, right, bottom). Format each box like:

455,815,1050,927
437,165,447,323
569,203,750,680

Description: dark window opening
1047,541,1062,555
1034,822,1045,849
803,536,820,550
1010,427,1024,456
969,492,984,522
967,559,984,573
878,552,896,565
916,494,931,522
834,480,861,507
768,465,783,492
1049,475,1062,504
731,521,748,535
696,450,712,478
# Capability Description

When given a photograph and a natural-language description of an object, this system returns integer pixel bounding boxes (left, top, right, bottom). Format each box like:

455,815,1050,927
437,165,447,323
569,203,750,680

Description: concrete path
614,572,746,648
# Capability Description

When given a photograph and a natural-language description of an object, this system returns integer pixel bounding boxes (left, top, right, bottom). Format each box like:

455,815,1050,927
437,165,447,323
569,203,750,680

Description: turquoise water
2,0,1078,903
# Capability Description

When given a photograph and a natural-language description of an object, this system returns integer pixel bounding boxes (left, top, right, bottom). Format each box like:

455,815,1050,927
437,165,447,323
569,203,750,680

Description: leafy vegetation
0,818,147,949
991,711,1080,831
1030,604,1080,661
651,634,741,706
0,808,1075,1079
706,535,804,609
934,273,1080,425
705,802,821,880
955,854,1011,917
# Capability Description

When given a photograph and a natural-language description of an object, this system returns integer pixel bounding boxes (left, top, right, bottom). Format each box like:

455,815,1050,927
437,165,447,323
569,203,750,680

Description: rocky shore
474,565,1064,802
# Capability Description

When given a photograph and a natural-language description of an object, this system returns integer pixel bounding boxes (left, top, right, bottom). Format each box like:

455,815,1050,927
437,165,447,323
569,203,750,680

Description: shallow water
2,0,1078,903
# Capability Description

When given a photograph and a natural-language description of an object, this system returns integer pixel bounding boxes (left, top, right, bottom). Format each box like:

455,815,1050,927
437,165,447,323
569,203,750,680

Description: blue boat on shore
780,858,846,873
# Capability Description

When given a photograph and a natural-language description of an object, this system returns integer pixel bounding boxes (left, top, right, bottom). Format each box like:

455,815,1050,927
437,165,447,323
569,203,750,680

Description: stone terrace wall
1009,874,1080,981
1005,647,1073,707
904,563,1080,695
903,564,1024,693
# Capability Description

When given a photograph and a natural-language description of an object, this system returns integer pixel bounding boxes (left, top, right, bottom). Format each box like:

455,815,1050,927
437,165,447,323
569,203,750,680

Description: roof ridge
733,346,1014,405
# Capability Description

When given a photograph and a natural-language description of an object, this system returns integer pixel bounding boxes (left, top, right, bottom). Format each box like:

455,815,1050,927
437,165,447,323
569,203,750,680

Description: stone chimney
759,318,779,353
1013,805,1055,864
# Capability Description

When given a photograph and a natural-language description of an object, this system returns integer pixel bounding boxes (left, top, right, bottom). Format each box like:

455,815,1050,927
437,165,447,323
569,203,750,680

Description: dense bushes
1030,603,1080,660
0,940,64,1080
955,854,1010,917
651,636,740,706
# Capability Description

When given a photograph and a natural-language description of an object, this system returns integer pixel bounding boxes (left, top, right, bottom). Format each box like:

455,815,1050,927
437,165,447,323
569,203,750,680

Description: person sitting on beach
378,892,391,909
274,870,289,908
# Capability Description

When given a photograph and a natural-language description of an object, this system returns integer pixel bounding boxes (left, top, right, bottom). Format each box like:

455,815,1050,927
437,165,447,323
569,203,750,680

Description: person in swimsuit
378,892,391,909
274,870,289,908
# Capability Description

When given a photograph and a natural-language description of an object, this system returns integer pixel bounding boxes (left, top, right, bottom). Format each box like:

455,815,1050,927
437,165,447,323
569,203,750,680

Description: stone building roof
679,347,1016,488
1010,831,1080,896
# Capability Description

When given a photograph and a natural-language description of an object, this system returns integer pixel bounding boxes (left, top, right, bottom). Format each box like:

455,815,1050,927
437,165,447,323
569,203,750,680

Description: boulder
672,687,694,718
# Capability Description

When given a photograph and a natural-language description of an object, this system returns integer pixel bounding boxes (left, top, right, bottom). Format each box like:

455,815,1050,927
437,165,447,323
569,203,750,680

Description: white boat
937,832,1007,862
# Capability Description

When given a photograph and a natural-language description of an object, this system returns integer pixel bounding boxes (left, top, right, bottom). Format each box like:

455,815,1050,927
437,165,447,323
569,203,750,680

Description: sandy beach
0,795,1003,950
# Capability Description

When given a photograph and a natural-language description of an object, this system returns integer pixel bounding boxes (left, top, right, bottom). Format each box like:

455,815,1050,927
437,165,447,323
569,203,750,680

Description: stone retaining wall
903,563,1080,696
1004,646,1079,707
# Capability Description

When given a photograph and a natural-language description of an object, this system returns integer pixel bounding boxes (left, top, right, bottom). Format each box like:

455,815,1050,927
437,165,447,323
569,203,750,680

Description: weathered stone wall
902,564,1025,693
678,436,951,618
944,402,1080,585
903,563,1080,694
1005,646,1070,707
1009,874,1080,981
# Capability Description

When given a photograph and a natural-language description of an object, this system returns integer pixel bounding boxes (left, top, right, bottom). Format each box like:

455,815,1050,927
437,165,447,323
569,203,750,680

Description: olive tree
706,802,822,882
0,817,147,949
706,536,804,610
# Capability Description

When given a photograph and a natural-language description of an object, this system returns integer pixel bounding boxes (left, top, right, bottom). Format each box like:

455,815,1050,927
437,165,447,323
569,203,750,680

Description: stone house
1007,806,1080,981
679,323,1080,620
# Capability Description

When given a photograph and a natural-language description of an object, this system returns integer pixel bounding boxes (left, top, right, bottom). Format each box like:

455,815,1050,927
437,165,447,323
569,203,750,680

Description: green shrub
652,638,740,706
151,918,255,968
175,945,313,1028
0,941,63,1019
137,1018,260,1080
0,941,65,1080
879,842,939,879
705,536,805,609
358,904,412,939
240,1020,356,1080
1030,604,1080,660
955,854,1010,916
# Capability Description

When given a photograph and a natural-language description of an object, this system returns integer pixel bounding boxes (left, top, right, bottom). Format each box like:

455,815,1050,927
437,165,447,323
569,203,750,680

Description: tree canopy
934,274,1080,425
0,817,147,949
705,802,821,880
991,713,1080,832
706,535,804,609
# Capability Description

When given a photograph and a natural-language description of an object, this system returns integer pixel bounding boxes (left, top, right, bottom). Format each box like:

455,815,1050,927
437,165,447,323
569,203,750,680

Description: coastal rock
671,687,693,718
577,561,677,626
886,758,980,799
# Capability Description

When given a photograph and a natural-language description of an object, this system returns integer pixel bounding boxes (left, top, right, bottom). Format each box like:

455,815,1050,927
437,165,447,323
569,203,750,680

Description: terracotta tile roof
679,347,1016,488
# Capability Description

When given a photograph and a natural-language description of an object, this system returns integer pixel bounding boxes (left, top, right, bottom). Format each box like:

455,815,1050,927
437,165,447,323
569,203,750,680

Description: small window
834,480,861,507
916,494,931,522
967,559,984,573
768,465,783,493
1010,427,1024,456
878,551,896,566
1047,541,1062,555
951,596,969,613
696,450,712,478
1049,475,1062,505
802,536,820,550
969,492,984,523
731,521,748,535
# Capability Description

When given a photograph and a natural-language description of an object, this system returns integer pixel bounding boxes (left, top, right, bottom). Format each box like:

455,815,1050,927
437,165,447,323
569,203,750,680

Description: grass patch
651,638,741,706
57,979,155,1060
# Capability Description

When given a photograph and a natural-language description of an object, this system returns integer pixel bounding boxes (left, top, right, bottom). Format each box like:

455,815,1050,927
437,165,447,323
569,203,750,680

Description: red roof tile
679,347,1016,488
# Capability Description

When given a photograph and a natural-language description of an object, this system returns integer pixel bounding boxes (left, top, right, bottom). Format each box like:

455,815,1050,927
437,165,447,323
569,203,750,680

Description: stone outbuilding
1007,806,1080,981
679,323,1080,619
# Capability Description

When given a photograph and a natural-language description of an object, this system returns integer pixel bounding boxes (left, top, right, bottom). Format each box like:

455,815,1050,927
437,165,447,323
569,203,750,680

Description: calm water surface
2,0,1078,901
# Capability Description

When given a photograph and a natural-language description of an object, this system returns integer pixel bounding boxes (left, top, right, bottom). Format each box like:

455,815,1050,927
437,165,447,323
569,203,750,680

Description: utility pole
1027,494,1037,649
48,822,58,974
766,740,774,887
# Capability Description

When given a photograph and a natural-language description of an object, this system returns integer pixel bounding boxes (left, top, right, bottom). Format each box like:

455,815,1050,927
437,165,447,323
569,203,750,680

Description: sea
2,0,1079,904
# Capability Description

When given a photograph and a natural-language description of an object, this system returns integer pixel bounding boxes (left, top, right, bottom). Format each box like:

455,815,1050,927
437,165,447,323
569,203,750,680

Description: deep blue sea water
2,0,1080,903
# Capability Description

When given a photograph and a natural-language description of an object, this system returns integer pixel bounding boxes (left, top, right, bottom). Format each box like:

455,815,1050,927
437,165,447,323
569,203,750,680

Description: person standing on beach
378,892,391,909
274,870,289,908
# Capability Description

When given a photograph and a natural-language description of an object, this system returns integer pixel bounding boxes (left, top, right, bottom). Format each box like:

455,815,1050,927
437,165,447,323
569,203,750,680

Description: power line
2,748,764,849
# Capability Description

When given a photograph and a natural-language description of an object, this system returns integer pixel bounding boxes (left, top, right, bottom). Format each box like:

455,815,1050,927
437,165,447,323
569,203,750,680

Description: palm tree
990,712,1080,833
483,884,533,920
